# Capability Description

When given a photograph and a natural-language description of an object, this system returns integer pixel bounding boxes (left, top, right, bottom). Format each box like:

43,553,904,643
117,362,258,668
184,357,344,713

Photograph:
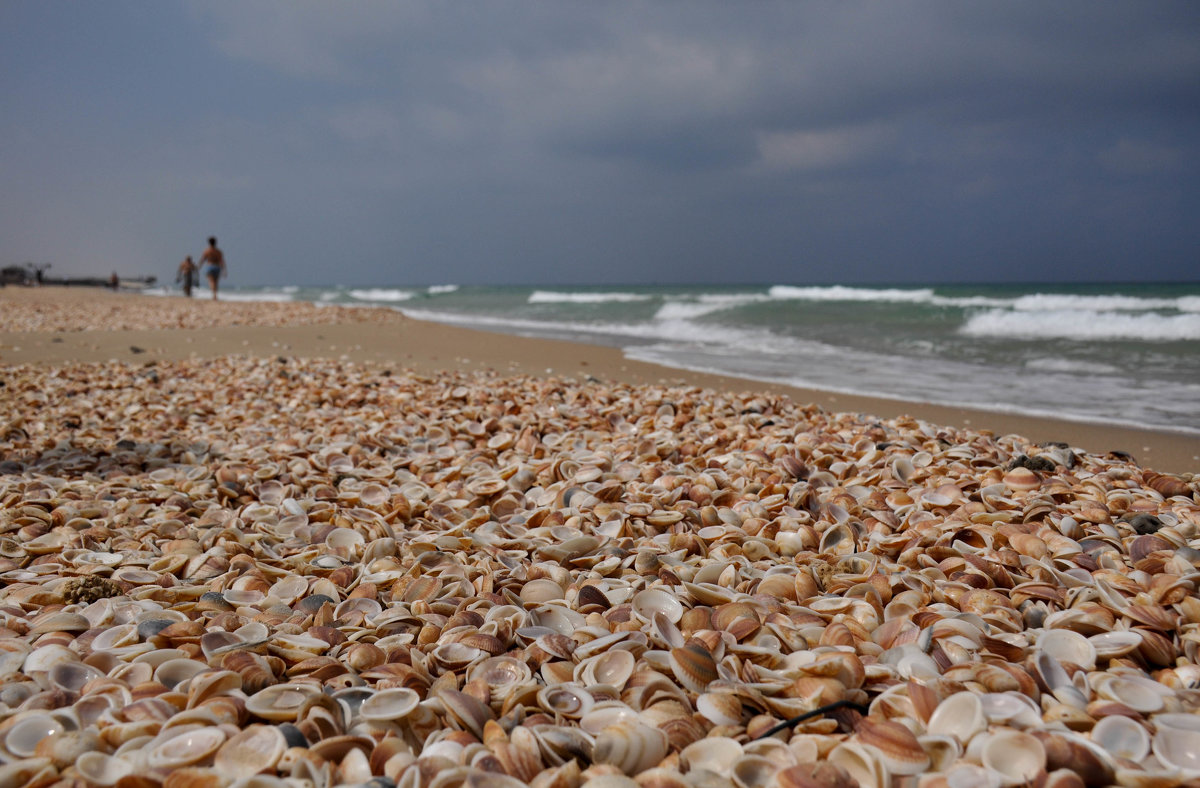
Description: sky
1,2,1197,287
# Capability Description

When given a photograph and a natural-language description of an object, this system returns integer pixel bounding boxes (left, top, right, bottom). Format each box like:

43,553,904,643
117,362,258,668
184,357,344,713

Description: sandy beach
3,287,1196,474
1,285,1199,787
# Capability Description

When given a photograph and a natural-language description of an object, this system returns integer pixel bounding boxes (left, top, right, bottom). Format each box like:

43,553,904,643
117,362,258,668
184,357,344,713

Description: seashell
827,741,889,788
979,730,1046,787
696,691,743,727
74,751,135,786
856,719,930,776
668,642,717,694
359,687,421,722
632,588,685,624
146,727,228,770
213,724,287,778
579,702,641,736
438,688,494,739
1097,676,1166,713
577,649,636,690
927,692,987,743
537,683,594,719
1089,630,1142,660
592,720,669,776
520,578,566,605
4,712,68,758
1152,726,1200,777
1037,629,1096,670
1091,715,1150,762
243,683,322,721
680,736,744,776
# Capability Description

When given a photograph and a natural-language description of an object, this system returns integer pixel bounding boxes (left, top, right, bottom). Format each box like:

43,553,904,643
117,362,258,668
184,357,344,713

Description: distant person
200,236,226,300
110,271,119,290
177,255,196,297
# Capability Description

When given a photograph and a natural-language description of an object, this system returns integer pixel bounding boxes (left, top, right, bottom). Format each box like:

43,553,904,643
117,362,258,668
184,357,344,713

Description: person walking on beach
110,271,119,290
200,237,226,300
177,255,196,297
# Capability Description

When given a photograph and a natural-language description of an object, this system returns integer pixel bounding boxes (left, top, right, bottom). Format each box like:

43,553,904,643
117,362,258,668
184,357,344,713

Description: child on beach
177,256,196,297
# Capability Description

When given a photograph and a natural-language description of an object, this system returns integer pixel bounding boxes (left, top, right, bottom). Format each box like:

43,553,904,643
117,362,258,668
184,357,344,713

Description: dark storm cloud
2,1,1197,284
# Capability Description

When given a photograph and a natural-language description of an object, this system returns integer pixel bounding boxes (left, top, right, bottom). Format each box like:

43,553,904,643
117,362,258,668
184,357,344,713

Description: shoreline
2,286,1197,473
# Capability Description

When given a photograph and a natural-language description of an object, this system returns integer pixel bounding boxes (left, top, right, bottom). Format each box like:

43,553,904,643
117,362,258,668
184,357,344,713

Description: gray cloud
2,1,1197,284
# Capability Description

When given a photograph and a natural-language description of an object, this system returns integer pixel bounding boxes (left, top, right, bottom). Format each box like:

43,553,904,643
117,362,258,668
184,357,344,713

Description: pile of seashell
0,355,1198,788
0,292,405,334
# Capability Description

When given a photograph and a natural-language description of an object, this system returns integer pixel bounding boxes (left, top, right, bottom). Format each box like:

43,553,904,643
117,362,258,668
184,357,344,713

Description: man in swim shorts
200,237,226,300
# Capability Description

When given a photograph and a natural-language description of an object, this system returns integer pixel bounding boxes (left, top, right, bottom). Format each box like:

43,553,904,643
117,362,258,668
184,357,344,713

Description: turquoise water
155,282,1200,435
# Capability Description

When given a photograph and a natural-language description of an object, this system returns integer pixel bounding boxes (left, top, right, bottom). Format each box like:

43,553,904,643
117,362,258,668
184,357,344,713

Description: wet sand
2,287,1196,474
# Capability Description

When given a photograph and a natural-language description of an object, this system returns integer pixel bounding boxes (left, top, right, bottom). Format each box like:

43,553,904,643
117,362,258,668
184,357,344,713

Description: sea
151,282,1200,437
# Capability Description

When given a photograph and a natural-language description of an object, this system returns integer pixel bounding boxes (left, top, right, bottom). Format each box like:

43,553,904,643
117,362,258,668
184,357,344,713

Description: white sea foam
427,284,458,294
348,288,414,302
653,294,766,321
768,285,936,302
219,291,295,303
961,309,1200,341
1011,293,1197,312
1024,357,1120,374
528,290,652,303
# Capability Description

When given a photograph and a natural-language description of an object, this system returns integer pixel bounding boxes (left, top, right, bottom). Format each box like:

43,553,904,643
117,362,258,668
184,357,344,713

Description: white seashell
919,734,964,773
4,713,66,758
979,730,1046,787
520,578,566,605
828,741,889,788
592,720,669,776
576,649,636,689
927,692,987,743
145,727,227,769
23,644,79,674
537,683,594,719
579,702,641,736
631,588,683,624
1089,630,1143,660
978,692,1043,729
359,688,421,722
1038,629,1097,670
1091,715,1150,762
680,736,744,776
730,754,778,788
1152,725,1200,776
1097,676,1166,713
74,752,134,786
945,764,1003,788
243,684,322,722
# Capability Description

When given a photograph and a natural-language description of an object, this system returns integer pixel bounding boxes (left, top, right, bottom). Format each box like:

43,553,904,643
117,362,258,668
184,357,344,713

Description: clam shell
592,720,669,776
856,719,930,776
146,727,228,769
1037,629,1097,670
680,736,744,776
927,692,987,743
4,712,67,758
1153,725,1200,776
1091,715,1150,762
979,730,1046,787
74,752,135,787
668,643,717,694
214,724,287,778
243,683,322,722
632,588,684,624
359,688,420,722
